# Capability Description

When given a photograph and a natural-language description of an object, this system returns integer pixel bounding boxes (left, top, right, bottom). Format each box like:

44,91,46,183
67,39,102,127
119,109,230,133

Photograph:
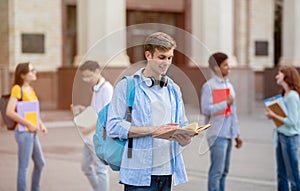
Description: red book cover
212,88,231,116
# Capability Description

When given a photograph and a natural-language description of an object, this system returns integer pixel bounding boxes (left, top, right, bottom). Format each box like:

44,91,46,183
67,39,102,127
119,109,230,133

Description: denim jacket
106,69,189,186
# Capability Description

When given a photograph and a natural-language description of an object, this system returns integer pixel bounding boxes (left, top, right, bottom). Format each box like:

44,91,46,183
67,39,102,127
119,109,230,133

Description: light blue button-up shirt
106,69,189,186
201,75,239,140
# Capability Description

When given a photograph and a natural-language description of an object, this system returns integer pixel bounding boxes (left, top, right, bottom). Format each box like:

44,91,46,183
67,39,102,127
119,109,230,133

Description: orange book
212,88,231,116
264,95,287,127
267,103,286,127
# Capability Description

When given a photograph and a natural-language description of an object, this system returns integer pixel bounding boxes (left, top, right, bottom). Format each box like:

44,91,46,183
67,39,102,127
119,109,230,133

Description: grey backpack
0,90,23,130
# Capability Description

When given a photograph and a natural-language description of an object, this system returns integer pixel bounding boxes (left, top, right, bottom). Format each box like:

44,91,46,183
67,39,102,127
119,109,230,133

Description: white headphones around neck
144,75,168,88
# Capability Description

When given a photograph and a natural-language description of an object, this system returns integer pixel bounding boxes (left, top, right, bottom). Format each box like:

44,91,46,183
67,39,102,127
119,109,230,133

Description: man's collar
133,68,144,80
93,77,105,92
213,75,229,83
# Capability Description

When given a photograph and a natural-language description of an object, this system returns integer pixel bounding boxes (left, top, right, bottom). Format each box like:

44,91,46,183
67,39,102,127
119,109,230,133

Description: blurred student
265,65,300,191
71,60,113,191
6,62,48,191
201,52,242,191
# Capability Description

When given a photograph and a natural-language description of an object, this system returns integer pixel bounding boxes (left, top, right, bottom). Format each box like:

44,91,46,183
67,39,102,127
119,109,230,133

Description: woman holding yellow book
6,62,47,191
265,65,300,191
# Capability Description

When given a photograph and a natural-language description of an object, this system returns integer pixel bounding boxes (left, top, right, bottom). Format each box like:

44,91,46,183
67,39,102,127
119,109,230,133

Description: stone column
0,0,10,94
248,0,274,71
280,0,300,66
192,0,254,114
191,0,236,67
76,0,130,67
233,0,249,67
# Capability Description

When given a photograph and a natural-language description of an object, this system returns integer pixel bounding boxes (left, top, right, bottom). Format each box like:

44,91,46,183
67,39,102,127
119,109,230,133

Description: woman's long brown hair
279,65,300,95
14,62,30,86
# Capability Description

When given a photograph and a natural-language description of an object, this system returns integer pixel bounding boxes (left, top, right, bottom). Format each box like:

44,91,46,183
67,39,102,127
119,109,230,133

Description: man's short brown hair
208,52,228,72
79,60,100,72
144,32,177,55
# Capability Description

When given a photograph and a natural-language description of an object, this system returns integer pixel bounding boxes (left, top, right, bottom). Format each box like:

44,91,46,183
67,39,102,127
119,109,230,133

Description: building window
255,41,268,56
21,33,45,54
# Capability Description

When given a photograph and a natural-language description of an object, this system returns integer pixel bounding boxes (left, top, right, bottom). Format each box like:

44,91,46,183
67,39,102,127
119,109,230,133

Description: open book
264,94,287,127
153,122,211,140
73,106,97,129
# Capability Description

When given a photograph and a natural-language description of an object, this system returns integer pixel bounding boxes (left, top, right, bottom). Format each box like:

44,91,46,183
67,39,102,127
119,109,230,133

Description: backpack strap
126,76,135,107
123,76,135,158
15,85,23,101
19,88,23,101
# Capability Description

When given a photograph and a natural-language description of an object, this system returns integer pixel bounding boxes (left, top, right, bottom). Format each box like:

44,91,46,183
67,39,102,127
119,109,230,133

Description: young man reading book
201,52,243,191
106,32,192,191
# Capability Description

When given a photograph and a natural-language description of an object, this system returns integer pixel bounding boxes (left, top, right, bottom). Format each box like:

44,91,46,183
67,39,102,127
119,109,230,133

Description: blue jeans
15,130,45,191
124,175,172,191
207,137,232,191
82,142,109,191
276,133,300,191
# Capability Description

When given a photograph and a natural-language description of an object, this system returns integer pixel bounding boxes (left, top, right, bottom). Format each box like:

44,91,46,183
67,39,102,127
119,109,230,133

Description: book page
196,123,211,133
153,122,211,140
73,106,97,129
182,122,198,131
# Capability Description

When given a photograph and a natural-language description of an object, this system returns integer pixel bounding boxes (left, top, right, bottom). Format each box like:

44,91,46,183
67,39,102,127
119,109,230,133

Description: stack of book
264,95,287,127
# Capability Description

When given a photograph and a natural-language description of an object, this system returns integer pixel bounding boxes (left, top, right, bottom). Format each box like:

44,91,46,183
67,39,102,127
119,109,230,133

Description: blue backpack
93,76,135,171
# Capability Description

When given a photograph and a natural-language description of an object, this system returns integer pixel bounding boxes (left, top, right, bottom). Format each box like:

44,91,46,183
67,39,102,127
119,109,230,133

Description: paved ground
0,103,285,191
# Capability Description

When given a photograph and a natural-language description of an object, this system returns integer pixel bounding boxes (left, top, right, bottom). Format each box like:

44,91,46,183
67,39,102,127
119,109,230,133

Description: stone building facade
0,0,299,115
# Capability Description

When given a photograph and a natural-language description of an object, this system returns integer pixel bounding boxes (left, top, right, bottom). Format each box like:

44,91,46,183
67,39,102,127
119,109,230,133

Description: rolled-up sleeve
106,79,130,140
231,103,240,136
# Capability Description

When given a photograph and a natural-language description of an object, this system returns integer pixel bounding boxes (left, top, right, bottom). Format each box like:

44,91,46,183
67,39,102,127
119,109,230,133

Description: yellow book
153,122,211,140
24,112,39,129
